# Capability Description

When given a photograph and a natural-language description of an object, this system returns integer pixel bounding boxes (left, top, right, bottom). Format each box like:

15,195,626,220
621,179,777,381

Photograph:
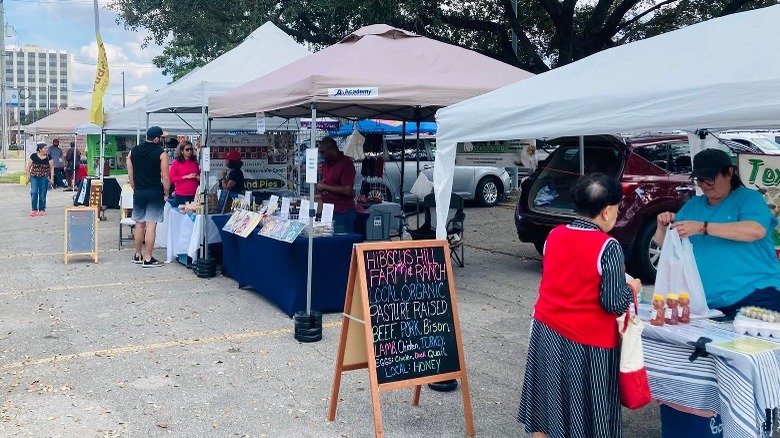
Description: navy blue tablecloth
212,215,362,317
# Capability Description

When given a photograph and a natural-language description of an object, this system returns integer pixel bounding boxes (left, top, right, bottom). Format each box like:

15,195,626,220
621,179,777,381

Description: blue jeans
333,210,357,234
53,167,65,188
30,176,49,211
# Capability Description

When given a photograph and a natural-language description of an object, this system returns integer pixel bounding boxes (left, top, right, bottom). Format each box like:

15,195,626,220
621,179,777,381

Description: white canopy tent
103,21,311,134
104,97,299,135
433,4,780,238
145,21,311,114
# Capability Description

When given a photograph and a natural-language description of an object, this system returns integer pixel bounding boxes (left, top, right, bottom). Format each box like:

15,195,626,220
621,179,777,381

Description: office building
4,45,72,118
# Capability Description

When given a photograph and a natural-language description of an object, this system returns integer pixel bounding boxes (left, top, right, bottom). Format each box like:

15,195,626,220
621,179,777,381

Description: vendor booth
212,214,362,317
433,5,780,436
207,24,534,318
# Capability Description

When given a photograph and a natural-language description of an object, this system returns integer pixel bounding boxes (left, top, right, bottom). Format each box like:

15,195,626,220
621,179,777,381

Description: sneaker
37,211,46,217
29,210,38,216
131,254,143,264
142,257,164,268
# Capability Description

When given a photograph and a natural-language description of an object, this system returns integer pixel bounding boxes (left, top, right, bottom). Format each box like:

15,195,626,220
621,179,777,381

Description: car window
386,139,431,162
668,142,691,174
544,145,621,175
633,144,669,171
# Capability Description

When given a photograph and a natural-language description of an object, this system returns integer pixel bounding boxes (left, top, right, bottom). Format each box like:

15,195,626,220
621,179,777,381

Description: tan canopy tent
24,107,90,135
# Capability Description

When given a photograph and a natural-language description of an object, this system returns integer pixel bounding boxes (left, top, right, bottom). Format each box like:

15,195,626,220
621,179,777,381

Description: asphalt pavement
0,182,661,437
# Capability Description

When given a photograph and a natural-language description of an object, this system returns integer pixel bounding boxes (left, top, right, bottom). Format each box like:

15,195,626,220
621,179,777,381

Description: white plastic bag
654,227,719,317
342,125,365,160
410,173,433,200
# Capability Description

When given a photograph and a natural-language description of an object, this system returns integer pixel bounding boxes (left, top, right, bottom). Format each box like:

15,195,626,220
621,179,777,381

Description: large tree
110,0,778,80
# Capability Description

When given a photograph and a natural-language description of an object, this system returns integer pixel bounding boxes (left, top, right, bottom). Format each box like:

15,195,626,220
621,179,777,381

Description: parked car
716,131,780,155
356,136,511,207
514,134,757,281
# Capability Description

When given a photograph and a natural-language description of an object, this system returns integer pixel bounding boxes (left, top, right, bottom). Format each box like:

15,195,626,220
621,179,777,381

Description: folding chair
118,190,136,250
406,193,465,267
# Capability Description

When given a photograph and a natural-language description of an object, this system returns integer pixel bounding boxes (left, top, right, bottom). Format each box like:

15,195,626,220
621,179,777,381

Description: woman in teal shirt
655,148,780,317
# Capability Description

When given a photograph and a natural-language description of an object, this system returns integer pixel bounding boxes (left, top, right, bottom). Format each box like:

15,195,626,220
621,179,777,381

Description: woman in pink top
169,140,200,206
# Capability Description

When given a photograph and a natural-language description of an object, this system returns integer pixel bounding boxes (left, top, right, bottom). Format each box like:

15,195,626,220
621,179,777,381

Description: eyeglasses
183,148,193,151
692,176,716,186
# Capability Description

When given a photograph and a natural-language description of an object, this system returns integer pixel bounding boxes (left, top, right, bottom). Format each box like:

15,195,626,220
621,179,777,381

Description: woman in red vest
518,173,642,438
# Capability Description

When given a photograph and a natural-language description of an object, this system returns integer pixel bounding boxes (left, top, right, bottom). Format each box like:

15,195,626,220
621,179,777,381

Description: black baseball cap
691,148,732,179
146,126,168,139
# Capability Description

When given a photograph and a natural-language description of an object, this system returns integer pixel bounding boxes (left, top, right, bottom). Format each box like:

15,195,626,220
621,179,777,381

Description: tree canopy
109,0,779,81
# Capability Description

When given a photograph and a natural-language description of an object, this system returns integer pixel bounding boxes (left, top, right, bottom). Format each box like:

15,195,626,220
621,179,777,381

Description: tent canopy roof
24,107,90,135
208,24,534,121
435,4,780,145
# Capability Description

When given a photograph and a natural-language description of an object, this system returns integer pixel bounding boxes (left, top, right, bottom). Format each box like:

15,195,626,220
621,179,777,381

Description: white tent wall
433,4,780,239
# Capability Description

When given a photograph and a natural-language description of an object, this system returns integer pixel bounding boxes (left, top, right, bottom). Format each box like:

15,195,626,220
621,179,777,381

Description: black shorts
132,189,165,223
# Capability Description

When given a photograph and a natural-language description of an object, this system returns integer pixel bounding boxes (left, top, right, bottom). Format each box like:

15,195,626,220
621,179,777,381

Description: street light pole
121,70,125,107
0,0,8,159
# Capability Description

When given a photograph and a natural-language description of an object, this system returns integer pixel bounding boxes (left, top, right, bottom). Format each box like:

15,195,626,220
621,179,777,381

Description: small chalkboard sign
64,206,98,263
328,240,474,438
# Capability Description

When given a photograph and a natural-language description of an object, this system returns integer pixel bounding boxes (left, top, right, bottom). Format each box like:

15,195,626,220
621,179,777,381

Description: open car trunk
528,135,627,216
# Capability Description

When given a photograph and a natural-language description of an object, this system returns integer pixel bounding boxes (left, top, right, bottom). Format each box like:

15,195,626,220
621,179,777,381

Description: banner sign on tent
455,139,537,171
327,87,379,98
738,153,780,255
208,133,296,190
300,118,340,130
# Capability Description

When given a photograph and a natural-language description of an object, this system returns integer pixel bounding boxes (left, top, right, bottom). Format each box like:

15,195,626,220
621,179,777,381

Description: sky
4,0,170,111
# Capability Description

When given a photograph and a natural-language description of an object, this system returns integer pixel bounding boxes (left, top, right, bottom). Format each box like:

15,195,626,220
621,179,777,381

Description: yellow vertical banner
90,0,109,126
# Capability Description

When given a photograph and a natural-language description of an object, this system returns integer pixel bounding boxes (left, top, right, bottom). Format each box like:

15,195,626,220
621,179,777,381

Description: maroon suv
514,134,703,281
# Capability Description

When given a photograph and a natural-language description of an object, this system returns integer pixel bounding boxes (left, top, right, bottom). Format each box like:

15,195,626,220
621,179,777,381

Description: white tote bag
654,227,718,317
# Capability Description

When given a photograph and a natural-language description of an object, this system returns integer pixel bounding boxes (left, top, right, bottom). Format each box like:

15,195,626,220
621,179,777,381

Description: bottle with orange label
665,293,680,325
678,292,691,323
650,294,665,326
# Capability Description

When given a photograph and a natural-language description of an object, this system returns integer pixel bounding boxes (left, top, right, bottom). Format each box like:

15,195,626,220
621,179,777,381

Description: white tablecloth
640,308,780,438
164,207,222,263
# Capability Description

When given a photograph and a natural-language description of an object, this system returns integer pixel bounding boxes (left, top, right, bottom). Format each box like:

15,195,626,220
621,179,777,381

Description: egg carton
733,315,780,338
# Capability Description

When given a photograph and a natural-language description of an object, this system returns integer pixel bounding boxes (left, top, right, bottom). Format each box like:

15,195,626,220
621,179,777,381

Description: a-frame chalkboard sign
64,206,98,263
328,240,474,437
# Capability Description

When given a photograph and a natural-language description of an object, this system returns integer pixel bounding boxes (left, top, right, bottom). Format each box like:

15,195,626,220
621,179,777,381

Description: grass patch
0,172,24,184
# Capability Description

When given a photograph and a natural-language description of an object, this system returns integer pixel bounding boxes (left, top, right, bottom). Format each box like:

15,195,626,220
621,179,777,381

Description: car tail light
622,182,639,197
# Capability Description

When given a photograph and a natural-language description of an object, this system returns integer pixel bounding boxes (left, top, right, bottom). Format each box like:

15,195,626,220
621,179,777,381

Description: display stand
64,206,98,263
328,240,474,438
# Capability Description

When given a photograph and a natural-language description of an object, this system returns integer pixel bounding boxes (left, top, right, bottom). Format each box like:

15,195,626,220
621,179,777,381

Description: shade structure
24,107,90,134
433,4,780,238
330,119,437,136
104,97,300,134
144,22,311,114
208,24,534,121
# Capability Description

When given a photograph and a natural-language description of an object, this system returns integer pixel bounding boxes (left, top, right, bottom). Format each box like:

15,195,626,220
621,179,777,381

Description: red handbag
616,289,652,409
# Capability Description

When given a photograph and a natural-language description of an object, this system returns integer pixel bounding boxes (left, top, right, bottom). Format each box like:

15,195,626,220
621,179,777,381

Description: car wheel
631,221,661,282
533,241,545,256
476,177,500,207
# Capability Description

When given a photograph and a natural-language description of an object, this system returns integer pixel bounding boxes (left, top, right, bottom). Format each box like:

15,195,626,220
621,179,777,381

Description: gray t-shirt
48,145,64,167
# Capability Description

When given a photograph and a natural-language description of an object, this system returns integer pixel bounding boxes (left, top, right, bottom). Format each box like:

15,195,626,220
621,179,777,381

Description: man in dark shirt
316,136,356,233
64,141,82,191
127,126,171,267
48,139,65,188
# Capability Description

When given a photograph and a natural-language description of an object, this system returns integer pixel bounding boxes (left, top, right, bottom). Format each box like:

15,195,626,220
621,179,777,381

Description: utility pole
0,0,8,159
121,71,125,107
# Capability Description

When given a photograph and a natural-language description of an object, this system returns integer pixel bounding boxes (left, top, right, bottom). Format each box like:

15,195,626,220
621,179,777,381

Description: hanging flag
90,0,109,126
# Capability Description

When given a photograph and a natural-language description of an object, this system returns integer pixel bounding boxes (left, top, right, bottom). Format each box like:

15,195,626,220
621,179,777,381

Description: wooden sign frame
328,240,474,437
64,206,99,264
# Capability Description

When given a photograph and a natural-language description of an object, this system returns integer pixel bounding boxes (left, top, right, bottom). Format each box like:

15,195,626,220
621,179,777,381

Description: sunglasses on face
692,176,716,186
183,148,193,151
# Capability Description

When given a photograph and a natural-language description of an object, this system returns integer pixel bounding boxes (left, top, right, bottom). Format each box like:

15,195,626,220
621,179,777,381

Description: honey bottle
665,293,680,325
678,292,691,324
650,294,665,326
